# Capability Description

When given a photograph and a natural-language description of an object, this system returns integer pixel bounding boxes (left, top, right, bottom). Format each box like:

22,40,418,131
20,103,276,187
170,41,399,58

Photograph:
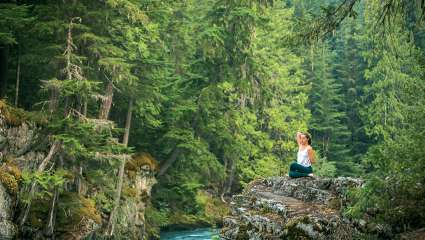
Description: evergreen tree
305,43,352,173
331,8,370,167
0,3,32,99
346,0,425,231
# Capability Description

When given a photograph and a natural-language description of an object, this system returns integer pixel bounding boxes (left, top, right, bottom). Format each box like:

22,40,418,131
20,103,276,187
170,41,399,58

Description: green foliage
344,0,425,233
56,193,102,235
0,99,47,126
195,190,230,223
313,155,337,177
20,170,68,200
0,4,32,45
47,117,130,158
148,3,310,230
2,0,425,238
145,205,169,238
305,43,353,169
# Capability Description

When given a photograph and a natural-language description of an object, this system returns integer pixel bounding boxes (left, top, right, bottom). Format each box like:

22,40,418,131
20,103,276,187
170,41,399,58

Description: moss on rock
27,198,51,229
0,169,18,195
0,100,25,126
0,160,23,195
55,193,101,239
0,99,47,126
57,193,101,227
2,161,22,181
126,152,158,173
78,196,102,224
122,185,138,198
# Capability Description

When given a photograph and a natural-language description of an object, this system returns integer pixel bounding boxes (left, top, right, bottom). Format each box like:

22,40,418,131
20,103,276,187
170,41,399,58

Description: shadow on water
160,227,219,240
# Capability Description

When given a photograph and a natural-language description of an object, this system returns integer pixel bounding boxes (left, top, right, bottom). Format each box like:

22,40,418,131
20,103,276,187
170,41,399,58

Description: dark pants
289,162,313,178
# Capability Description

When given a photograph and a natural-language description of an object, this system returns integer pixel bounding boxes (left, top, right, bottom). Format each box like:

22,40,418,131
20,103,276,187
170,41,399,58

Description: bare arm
296,131,302,146
307,147,315,164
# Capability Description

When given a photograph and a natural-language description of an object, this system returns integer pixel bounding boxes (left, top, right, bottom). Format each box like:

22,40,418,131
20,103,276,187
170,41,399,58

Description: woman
288,131,315,178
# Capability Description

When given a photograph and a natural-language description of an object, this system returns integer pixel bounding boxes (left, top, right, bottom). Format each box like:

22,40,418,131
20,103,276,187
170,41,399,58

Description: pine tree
306,43,352,173
0,3,31,98
346,0,425,230
328,6,369,175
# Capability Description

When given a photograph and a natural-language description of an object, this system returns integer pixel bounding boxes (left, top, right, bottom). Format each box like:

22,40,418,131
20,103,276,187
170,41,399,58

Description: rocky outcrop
120,164,157,239
0,182,17,239
106,153,158,239
0,106,45,240
220,176,365,240
0,104,158,239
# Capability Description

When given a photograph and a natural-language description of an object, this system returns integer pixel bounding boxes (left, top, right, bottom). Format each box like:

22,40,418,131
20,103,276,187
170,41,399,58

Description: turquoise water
160,228,219,240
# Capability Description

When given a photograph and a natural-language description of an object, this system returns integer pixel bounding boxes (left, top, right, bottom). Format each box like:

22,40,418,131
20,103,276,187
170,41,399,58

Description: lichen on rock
220,176,365,240
0,161,22,196
0,179,17,239
126,152,159,178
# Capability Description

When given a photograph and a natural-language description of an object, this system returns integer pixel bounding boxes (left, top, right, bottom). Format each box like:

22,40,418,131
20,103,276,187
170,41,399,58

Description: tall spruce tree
346,0,425,231
306,43,352,173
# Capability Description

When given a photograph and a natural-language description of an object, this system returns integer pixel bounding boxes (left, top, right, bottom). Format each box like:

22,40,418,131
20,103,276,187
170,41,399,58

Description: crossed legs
289,162,313,178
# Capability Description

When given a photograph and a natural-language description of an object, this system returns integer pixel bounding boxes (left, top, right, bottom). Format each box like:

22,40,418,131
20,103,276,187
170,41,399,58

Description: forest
0,0,424,239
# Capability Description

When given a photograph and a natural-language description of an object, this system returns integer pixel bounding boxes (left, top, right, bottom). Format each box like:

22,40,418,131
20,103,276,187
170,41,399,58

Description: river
160,228,219,240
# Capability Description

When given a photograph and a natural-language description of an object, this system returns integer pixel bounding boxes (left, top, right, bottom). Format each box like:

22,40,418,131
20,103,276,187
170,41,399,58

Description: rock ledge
220,176,363,240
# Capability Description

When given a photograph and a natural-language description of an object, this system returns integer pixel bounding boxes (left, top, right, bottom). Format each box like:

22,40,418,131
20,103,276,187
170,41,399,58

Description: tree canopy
0,0,424,239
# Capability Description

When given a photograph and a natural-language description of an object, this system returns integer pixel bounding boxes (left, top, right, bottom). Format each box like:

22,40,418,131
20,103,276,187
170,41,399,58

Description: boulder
220,176,364,240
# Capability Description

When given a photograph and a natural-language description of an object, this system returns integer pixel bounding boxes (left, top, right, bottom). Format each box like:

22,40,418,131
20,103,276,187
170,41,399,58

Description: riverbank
145,189,230,239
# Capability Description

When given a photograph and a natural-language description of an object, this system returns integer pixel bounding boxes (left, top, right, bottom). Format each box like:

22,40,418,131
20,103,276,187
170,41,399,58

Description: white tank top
297,148,311,167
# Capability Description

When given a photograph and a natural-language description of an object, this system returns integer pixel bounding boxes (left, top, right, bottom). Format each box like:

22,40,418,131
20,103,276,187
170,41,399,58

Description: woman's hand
296,131,302,146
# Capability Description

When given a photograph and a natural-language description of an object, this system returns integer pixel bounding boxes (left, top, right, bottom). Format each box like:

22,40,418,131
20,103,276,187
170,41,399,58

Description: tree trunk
157,147,183,177
49,88,59,114
14,44,20,106
45,187,58,237
122,98,133,146
310,43,314,71
98,81,113,120
63,18,76,116
221,156,235,203
220,156,228,203
76,164,83,194
105,154,129,236
63,96,70,116
83,98,88,116
0,45,9,98
45,151,63,238
20,141,61,226
106,98,133,236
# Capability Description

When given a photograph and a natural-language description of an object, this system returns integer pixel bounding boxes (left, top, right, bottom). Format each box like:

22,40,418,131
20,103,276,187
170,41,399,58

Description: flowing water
160,228,219,240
